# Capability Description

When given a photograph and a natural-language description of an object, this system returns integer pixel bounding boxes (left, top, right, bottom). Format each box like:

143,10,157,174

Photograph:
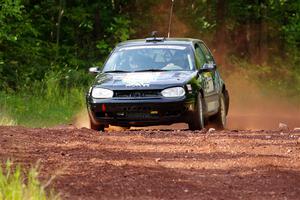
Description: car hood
94,71,197,90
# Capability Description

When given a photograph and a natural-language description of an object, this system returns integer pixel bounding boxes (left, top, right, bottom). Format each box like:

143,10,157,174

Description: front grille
114,90,161,98
118,105,155,111
124,113,158,120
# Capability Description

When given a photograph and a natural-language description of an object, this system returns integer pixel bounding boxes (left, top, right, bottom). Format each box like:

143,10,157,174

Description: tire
211,93,227,130
90,119,105,132
224,89,229,115
188,93,205,130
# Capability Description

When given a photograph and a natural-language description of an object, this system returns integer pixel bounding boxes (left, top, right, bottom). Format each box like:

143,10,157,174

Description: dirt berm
1,126,300,200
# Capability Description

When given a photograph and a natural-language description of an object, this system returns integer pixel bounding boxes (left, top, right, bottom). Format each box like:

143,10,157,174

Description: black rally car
86,37,229,131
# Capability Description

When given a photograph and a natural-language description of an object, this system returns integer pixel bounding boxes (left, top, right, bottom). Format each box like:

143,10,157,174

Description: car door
199,42,221,91
195,42,219,114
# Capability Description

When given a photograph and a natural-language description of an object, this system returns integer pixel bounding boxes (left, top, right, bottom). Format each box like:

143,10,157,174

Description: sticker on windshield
119,45,187,51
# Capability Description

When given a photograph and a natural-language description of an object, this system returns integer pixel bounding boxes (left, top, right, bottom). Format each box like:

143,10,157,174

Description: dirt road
1,126,300,200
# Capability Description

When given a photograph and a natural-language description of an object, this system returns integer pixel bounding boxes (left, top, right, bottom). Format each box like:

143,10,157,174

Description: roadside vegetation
0,112,16,126
0,88,85,127
0,160,59,200
228,58,300,101
0,0,299,127
176,0,300,99
0,70,89,127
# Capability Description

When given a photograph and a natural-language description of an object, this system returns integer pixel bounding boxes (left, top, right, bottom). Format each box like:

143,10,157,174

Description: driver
128,52,151,71
164,50,188,70
128,56,139,70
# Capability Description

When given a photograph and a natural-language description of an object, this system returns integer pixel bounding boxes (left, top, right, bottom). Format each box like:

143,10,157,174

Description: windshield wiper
133,69,169,72
103,70,131,73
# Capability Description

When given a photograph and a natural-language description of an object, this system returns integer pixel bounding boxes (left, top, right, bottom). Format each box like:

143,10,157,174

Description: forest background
0,0,299,127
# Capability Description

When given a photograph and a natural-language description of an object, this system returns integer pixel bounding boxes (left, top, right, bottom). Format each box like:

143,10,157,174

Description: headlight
161,87,185,97
91,88,113,98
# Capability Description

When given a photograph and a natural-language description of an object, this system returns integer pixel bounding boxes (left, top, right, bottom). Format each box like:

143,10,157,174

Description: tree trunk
257,0,268,64
56,0,65,58
215,0,227,65
93,6,103,40
248,0,268,64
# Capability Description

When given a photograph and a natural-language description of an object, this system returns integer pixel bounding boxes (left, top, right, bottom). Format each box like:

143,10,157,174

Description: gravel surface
1,126,300,200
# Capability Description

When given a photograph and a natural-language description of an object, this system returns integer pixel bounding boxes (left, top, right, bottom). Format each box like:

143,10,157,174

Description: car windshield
103,45,195,72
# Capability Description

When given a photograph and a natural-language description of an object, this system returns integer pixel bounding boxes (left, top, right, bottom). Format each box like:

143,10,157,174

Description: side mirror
199,63,216,73
89,67,100,74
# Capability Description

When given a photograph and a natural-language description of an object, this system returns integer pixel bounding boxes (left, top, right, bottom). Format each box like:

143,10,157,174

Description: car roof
117,38,203,47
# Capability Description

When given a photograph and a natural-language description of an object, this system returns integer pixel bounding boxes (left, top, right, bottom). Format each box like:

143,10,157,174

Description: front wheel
90,119,105,132
188,93,205,130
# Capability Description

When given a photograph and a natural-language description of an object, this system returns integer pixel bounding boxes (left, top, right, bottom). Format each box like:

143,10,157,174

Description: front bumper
87,97,195,127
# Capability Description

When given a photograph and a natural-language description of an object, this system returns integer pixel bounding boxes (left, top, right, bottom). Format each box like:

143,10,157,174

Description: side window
199,43,214,64
194,43,206,69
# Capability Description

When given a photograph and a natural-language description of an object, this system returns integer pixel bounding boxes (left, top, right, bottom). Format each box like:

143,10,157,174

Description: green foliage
109,17,133,42
96,16,133,56
0,0,37,90
96,40,111,55
0,88,85,127
0,70,91,127
177,0,300,57
0,160,59,200
0,0,135,92
0,0,136,127
0,0,30,43
0,0,299,127
176,0,300,98
229,57,300,99
0,112,16,126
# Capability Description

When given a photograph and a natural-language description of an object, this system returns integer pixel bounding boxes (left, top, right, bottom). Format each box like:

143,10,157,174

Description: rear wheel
188,93,205,130
90,119,105,132
211,93,227,130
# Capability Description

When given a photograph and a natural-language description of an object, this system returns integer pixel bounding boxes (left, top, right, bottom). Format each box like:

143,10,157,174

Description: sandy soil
1,126,300,200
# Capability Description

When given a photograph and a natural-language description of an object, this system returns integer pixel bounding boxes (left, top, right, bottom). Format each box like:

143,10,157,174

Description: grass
0,88,86,127
0,68,92,127
0,112,16,126
226,57,300,101
0,160,59,200
1,58,299,128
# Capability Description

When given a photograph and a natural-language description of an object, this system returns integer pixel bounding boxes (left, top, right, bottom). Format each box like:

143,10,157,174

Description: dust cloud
225,71,300,130
73,0,299,131
74,71,300,131
73,109,144,131
73,109,90,128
